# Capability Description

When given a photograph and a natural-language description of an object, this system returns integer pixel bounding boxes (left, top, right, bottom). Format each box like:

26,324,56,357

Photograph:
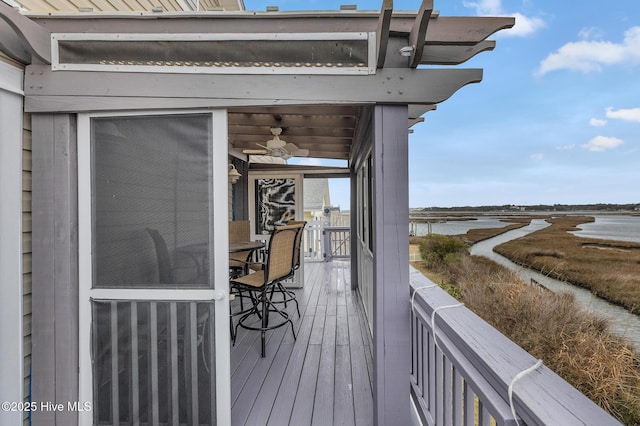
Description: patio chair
229,220,252,278
230,224,299,357
146,228,202,285
268,221,306,316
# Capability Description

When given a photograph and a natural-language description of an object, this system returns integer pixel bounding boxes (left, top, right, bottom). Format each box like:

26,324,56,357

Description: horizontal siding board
22,252,32,273
22,274,32,295
22,213,31,232
22,234,32,253
22,192,32,213
22,150,32,172
22,294,32,316
22,171,31,191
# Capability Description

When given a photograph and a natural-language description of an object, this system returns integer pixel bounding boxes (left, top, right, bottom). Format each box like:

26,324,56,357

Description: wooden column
372,104,411,425
31,113,79,426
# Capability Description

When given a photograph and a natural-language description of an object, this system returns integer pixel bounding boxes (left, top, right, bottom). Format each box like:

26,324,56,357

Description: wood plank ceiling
228,105,359,161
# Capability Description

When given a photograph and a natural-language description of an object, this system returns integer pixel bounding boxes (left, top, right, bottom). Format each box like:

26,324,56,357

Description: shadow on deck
230,260,374,426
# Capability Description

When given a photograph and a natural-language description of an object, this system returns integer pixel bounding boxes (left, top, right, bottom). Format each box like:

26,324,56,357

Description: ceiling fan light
266,135,287,149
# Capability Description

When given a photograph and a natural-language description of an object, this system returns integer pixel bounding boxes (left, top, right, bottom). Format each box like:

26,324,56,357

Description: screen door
78,111,231,425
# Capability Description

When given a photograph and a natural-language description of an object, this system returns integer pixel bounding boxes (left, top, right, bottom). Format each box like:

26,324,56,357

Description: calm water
570,215,640,243
470,220,640,350
410,216,511,236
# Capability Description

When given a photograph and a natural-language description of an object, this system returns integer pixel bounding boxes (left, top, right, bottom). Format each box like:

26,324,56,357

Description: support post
31,113,79,426
372,104,411,425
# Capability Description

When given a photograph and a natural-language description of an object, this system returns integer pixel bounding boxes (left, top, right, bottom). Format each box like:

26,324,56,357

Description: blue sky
259,0,640,208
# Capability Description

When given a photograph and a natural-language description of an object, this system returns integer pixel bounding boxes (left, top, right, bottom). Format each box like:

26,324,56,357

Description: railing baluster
110,301,120,425
131,302,140,426
444,357,453,426
190,302,200,426
170,302,179,425
428,329,436,414
453,369,463,426
464,382,474,426
435,344,444,426
150,302,159,425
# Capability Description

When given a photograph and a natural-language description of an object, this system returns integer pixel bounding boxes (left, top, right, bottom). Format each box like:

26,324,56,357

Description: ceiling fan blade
292,149,309,157
243,148,268,154
285,143,309,157
255,142,270,150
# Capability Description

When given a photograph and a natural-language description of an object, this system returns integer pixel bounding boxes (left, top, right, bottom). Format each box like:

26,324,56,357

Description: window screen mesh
92,300,215,425
58,39,369,69
92,115,212,288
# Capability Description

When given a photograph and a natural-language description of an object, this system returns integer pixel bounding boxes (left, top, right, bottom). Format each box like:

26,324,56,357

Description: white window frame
51,32,377,75
77,109,231,425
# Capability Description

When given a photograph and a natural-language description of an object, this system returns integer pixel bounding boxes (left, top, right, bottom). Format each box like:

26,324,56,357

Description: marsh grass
414,236,640,425
493,216,640,313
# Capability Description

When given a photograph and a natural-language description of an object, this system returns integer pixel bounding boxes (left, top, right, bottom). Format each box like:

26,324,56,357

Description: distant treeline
415,203,640,213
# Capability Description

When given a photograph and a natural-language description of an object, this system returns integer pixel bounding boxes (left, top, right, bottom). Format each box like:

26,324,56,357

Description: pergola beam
421,40,495,65
25,66,483,112
0,1,50,63
376,0,393,68
408,0,433,68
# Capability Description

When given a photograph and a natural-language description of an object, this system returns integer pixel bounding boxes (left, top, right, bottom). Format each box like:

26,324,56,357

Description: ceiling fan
242,127,309,160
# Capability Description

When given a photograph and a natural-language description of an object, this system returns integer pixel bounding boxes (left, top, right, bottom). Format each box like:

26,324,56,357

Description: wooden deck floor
230,260,374,426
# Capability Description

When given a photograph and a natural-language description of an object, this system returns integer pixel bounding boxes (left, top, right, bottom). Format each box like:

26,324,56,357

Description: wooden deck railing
409,267,621,426
323,226,350,261
302,222,351,262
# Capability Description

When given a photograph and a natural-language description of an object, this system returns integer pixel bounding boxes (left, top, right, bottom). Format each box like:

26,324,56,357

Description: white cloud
537,26,640,76
578,27,605,40
530,153,544,160
556,144,575,150
463,0,502,15
582,136,624,152
507,13,546,37
589,118,607,127
605,107,640,123
463,0,545,37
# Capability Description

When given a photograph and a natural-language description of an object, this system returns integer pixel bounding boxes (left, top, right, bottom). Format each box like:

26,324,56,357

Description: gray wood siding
31,113,79,426
23,112,32,426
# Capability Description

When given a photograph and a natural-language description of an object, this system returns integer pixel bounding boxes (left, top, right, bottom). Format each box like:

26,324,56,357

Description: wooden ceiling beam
229,105,359,117
229,125,354,138
228,113,356,129
230,135,353,146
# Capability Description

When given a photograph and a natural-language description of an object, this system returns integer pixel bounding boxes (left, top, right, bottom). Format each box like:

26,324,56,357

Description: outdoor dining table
175,240,265,279
229,240,265,253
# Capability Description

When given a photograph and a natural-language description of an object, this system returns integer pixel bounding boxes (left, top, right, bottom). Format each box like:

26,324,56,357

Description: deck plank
312,314,337,425
231,261,373,426
334,344,356,426
289,344,322,425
